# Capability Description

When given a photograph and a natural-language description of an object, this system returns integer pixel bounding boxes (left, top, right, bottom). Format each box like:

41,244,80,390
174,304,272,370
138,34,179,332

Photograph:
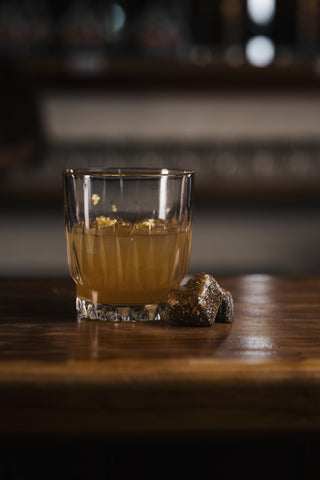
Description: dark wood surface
1,275,320,439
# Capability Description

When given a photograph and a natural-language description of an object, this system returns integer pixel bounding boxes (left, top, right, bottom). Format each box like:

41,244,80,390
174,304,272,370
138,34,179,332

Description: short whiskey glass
64,168,194,321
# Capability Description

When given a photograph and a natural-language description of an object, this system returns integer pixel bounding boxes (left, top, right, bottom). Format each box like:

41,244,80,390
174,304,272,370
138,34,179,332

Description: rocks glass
64,168,194,321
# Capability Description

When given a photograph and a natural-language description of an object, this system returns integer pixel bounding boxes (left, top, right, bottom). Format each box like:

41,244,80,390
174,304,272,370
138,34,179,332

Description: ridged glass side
76,297,166,322
67,222,191,307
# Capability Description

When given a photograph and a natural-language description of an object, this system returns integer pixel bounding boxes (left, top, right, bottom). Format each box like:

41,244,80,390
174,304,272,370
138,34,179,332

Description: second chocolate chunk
167,273,223,326
215,289,234,323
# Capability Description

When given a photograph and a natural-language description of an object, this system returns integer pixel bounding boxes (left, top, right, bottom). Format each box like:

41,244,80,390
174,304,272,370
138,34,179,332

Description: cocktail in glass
64,168,194,321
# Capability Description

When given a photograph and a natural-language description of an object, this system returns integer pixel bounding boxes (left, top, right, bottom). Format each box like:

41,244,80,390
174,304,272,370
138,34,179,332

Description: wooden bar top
1,275,320,439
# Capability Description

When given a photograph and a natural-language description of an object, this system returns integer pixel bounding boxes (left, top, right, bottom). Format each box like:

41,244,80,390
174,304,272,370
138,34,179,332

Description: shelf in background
10,54,320,90
2,140,320,206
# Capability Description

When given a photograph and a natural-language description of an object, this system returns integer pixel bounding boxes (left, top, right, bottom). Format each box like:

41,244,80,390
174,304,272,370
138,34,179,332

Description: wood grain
1,275,320,438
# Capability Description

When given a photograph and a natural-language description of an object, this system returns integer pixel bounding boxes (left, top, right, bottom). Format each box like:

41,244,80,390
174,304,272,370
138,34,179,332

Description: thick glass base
76,297,166,322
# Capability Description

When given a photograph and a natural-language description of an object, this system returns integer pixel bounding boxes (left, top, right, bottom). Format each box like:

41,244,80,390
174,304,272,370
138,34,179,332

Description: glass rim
63,167,194,179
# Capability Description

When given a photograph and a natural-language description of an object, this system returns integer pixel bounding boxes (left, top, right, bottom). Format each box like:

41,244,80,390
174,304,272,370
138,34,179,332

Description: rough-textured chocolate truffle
166,273,223,327
215,289,234,323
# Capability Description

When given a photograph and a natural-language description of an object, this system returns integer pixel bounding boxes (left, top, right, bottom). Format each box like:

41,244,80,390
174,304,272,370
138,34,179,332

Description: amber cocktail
64,168,194,321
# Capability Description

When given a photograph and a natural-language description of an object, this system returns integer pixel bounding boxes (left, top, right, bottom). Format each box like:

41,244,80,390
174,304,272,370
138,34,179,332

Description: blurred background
0,0,320,277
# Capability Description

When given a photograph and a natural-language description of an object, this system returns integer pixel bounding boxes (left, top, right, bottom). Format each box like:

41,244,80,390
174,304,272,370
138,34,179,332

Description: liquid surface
66,217,192,305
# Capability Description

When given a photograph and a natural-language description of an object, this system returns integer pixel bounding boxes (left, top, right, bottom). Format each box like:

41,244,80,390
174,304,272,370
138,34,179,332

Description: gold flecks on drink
96,216,117,228
92,194,100,206
133,218,167,233
139,219,156,231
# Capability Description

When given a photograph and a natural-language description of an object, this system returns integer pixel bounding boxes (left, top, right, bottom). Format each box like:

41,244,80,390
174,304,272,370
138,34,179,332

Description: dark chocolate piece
166,273,223,327
215,289,234,323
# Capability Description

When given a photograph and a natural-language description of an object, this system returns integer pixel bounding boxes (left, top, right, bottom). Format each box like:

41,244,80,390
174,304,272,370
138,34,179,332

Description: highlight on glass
64,168,194,322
